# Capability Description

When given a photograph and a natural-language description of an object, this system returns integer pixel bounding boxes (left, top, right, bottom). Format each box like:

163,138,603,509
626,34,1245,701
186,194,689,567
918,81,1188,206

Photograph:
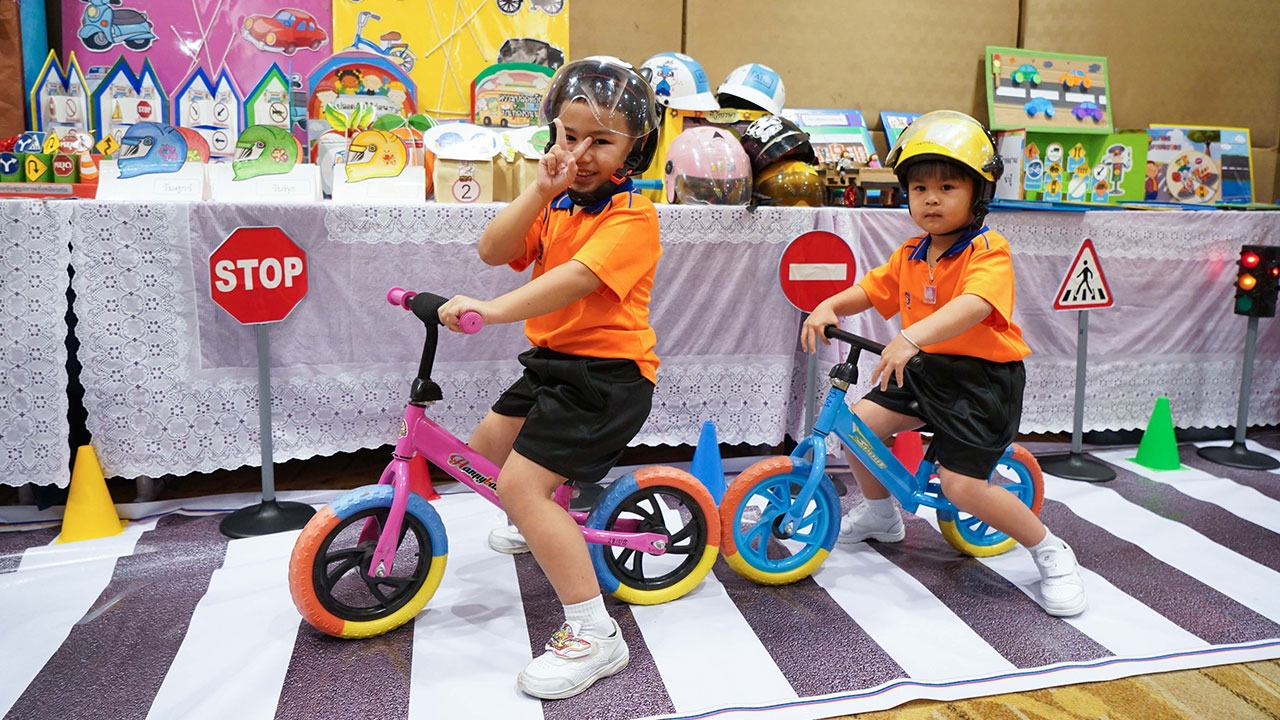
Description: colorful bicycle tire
935,444,1045,557
719,456,841,585
289,485,448,639
587,465,719,605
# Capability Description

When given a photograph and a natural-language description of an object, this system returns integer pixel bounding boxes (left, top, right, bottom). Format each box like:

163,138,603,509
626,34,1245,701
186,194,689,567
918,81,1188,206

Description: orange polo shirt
511,188,662,384
858,226,1031,362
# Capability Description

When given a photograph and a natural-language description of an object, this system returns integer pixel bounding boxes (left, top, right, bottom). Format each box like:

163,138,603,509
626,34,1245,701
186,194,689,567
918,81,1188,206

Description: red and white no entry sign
777,231,857,312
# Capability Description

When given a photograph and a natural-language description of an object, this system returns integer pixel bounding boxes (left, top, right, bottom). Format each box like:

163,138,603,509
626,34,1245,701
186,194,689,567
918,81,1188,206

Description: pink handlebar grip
459,311,484,334
387,286,414,309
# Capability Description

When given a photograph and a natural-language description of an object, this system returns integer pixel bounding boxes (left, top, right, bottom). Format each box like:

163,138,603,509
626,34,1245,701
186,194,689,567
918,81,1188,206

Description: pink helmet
663,126,752,205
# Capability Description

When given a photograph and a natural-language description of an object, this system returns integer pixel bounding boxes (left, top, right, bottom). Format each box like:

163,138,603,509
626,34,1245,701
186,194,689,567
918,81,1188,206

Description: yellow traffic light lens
1239,273,1257,290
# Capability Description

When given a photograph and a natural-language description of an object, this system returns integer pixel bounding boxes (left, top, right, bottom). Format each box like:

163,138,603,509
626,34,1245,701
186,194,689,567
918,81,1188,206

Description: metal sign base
1037,451,1116,482
220,499,317,538
1196,443,1280,471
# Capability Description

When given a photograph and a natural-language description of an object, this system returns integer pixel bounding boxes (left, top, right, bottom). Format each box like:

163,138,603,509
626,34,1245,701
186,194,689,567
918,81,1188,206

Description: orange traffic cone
409,453,440,501
57,445,125,543
891,431,924,474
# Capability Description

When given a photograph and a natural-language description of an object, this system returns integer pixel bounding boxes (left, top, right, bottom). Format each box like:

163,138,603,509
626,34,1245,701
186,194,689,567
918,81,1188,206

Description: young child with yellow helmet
800,110,1086,617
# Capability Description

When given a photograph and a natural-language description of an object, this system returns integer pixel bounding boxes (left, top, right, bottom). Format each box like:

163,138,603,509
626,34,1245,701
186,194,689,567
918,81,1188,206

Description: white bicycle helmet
716,63,786,115
639,52,718,112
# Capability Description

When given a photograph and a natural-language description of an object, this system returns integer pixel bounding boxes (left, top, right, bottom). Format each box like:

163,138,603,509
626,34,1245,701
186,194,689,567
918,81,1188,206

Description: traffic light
1234,245,1280,317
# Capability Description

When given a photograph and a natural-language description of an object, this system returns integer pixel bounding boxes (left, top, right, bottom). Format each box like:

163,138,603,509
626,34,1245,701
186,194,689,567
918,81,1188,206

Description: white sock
1027,528,1064,555
563,595,613,637
866,496,897,519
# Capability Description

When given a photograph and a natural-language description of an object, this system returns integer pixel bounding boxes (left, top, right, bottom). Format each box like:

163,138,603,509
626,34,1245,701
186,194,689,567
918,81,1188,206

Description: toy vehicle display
822,165,904,208
1024,97,1055,118
1010,64,1040,86
1073,101,1104,122
1059,69,1091,90
242,9,328,55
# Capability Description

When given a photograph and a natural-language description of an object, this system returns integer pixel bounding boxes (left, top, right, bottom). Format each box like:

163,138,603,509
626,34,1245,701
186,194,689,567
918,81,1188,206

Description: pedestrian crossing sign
1054,237,1114,310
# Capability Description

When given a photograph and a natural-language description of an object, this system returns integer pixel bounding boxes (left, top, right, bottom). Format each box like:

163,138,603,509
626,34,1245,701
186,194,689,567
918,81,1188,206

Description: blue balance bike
719,325,1045,585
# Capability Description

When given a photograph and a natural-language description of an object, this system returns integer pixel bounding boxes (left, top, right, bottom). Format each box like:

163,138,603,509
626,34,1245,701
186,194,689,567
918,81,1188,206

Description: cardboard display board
986,46,1113,134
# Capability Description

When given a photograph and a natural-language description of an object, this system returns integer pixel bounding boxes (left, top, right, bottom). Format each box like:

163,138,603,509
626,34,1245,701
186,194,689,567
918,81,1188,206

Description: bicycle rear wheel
586,466,719,605
720,456,841,585
936,444,1045,557
289,485,448,638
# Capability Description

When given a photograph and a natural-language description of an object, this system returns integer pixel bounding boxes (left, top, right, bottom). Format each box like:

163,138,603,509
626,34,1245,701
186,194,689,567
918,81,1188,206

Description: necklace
924,255,938,304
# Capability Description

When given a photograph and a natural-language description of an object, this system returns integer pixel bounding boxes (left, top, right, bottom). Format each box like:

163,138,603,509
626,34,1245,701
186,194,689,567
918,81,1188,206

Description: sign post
210,226,316,537
778,230,857,495
1037,238,1117,482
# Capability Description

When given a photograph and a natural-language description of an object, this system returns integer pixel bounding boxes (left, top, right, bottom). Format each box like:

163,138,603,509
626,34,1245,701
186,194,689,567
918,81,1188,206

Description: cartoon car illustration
1060,69,1091,90
242,9,328,55
1073,101,1104,122
1024,97,1055,118
1010,63,1040,86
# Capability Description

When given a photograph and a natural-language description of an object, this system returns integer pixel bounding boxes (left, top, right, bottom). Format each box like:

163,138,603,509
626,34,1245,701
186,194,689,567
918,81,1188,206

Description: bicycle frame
779,335,1017,533
364,303,671,579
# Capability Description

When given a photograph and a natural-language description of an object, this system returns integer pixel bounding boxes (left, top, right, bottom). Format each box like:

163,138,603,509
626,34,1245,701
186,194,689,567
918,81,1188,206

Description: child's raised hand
535,118,592,196
800,303,839,354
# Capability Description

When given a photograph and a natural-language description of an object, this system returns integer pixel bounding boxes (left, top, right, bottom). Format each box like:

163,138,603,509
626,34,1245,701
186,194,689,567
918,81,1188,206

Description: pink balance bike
288,288,720,638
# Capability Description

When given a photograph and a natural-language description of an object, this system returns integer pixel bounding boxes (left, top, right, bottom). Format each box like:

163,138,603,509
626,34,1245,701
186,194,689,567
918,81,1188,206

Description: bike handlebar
387,287,483,334
823,325,884,355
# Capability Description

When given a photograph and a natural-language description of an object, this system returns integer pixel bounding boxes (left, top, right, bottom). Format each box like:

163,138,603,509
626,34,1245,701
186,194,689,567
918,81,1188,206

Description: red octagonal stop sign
210,226,308,324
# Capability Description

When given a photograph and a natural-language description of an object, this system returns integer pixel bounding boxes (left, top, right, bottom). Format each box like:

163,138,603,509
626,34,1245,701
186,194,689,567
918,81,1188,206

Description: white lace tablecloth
8,200,1279,484
0,202,72,486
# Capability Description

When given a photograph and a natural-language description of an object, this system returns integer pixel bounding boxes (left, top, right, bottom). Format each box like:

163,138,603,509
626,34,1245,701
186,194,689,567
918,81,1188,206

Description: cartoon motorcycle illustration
346,11,415,73
79,0,155,52
495,0,565,15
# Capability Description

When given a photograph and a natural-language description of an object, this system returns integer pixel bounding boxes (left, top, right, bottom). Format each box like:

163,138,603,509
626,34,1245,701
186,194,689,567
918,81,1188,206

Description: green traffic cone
1132,396,1182,471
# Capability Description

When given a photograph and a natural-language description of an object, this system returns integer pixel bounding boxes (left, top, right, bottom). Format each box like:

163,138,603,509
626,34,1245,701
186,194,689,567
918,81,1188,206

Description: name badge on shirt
923,284,937,304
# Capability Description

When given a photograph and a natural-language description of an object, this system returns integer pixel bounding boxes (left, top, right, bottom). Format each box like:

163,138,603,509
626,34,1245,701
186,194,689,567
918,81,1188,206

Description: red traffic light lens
1239,273,1257,290
1242,251,1261,268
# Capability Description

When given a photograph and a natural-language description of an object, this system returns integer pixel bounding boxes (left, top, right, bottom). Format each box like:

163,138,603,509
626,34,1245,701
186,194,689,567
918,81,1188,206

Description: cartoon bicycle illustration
288,288,720,638
719,325,1044,585
346,11,415,73
495,0,565,15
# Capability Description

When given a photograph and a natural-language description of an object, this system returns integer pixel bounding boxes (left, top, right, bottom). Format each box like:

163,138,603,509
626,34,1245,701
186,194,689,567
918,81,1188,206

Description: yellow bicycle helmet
884,110,1003,226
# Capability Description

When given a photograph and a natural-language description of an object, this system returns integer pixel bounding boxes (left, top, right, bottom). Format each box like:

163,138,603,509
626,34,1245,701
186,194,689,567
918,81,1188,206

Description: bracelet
899,329,922,350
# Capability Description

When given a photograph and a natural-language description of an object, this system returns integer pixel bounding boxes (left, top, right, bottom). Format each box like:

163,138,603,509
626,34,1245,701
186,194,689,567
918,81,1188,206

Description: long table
4,200,1278,485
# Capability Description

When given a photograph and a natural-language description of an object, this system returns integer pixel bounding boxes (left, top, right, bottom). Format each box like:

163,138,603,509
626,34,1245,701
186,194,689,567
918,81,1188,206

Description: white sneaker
1033,541,1087,617
838,503,906,544
488,524,530,554
517,619,629,700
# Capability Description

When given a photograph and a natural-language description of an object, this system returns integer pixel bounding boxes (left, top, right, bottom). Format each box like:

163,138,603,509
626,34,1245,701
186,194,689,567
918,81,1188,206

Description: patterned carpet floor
2,433,1279,720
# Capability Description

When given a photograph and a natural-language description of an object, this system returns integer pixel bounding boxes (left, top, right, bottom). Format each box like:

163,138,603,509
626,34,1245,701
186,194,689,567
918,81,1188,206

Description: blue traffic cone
690,420,725,504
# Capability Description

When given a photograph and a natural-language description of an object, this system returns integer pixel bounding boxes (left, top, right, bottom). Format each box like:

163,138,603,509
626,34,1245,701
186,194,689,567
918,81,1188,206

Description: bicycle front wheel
937,444,1045,557
720,456,841,585
586,466,719,605
289,485,448,638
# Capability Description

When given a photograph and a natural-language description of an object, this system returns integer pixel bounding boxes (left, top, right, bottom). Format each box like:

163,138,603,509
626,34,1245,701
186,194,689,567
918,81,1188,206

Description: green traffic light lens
1236,296,1254,313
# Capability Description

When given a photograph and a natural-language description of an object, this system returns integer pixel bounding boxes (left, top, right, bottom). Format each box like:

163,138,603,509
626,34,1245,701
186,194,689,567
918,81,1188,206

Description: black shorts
863,353,1025,479
492,347,655,483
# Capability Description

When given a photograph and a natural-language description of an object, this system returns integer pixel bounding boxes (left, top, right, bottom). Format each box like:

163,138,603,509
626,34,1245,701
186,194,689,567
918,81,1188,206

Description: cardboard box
996,129,1148,204
639,106,768,203
434,158,495,204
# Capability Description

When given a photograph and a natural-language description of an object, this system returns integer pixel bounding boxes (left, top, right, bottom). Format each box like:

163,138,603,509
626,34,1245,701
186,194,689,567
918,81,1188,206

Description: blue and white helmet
716,63,786,115
639,52,718,112
117,122,188,179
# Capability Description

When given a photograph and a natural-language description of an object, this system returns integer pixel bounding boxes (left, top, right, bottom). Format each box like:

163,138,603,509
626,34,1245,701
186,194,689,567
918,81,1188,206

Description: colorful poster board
985,46,1113,135
62,0,332,105
471,63,555,129
332,0,569,121
995,129,1148,205
1146,126,1253,204
29,52,92,135
781,108,879,169
880,112,920,149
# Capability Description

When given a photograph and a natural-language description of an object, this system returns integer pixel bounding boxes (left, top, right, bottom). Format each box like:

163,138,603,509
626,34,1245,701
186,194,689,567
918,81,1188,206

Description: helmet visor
540,57,659,139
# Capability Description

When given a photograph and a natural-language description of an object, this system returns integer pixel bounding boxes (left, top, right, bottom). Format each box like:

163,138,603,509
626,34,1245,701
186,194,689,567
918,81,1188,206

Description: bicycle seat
380,31,402,42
